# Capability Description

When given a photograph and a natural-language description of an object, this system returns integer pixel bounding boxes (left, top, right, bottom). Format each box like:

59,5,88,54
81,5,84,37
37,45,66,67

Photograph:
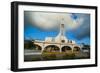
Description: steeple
55,18,68,43
60,24,66,43
60,24,65,37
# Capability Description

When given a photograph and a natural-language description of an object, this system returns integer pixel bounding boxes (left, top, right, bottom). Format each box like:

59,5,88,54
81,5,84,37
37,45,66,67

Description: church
32,23,81,53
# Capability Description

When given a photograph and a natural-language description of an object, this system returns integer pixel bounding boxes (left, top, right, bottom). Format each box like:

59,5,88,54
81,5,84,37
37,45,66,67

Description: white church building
32,23,82,53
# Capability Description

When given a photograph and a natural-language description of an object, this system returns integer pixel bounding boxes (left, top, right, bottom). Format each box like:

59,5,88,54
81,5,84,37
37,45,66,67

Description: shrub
62,53,75,59
42,52,57,60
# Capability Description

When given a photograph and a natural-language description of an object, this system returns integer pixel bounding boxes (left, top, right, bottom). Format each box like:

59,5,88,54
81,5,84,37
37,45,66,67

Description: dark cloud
72,14,90,40
24,11,84,31
24,11,90,40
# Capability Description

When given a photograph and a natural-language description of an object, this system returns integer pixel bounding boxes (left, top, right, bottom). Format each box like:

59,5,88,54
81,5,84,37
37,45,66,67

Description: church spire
55,18,68,43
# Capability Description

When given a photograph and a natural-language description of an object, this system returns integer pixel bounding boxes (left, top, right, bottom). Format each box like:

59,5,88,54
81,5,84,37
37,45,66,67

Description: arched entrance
73,46,80,53
61,46,72,52
33,44,42,51
44,45,60,52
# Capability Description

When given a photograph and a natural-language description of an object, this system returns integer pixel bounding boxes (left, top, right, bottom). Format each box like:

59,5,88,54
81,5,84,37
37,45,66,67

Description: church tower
55,23,68,43
60,24,66,43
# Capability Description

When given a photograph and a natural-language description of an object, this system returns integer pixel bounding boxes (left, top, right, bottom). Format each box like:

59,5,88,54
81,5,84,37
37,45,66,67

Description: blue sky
24,11,90,45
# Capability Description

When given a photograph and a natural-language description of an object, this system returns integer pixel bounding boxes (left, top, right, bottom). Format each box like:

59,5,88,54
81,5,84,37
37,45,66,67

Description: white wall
0,0,99,73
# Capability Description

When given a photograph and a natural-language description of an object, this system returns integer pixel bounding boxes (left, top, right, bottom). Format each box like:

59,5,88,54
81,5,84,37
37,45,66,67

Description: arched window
44,45,60,52
73,46,80,51
61,46,72,52
33,44,42,51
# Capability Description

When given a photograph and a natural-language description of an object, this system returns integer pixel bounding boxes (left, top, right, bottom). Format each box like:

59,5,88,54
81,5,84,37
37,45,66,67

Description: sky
24,11,90,45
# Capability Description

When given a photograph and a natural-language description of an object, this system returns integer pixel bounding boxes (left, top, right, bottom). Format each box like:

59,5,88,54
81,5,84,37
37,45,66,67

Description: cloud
71,14,90,40
24,11,84,30
24,11,90,40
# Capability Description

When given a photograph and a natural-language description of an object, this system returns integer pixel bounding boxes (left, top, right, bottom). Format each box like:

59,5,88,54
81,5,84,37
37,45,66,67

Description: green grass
41,52,76,60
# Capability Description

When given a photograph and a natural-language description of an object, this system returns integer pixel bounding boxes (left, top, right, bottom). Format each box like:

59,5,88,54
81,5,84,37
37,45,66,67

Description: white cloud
25,11,84,30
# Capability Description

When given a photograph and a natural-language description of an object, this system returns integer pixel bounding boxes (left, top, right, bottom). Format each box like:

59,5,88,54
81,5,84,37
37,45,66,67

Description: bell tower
55,18,68,43
60,24,66,43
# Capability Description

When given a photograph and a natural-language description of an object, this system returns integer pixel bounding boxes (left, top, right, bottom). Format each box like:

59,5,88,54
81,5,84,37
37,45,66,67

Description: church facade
32,24,82,53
